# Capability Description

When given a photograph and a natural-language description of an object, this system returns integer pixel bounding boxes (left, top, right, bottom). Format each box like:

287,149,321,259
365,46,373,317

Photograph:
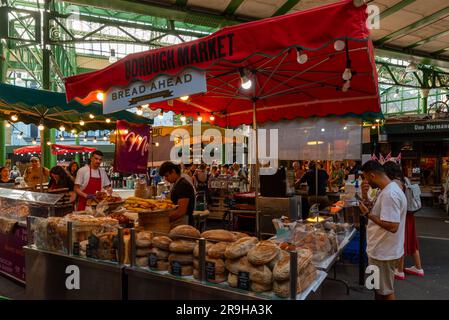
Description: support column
420,88,429,114
43,128,56,169
75,135,80,164
0,42,7,166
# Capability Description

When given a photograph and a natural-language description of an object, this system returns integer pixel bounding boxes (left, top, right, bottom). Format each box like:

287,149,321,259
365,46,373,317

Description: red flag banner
114,120,150,174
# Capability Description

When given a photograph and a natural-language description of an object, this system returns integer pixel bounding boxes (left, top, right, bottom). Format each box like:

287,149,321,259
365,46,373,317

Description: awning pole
252,71,260,239
39,128,44,193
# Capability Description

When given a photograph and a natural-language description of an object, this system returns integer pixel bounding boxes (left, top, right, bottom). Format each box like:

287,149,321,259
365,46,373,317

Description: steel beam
224,0,245,16
272,0,301,17
379,0,416,20
376,5,449,45
406,28,449,50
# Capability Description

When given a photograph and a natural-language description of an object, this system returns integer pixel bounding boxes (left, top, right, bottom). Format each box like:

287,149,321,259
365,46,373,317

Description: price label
88,235,99,250
112,235,119,249
237,271,250,291
86,244,92,258
206,261,215,280
148,253,157,268
170,261,182,276
73,242,80,256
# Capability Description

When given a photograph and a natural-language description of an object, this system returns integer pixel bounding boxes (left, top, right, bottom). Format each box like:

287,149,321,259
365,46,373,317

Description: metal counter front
24,246,124,300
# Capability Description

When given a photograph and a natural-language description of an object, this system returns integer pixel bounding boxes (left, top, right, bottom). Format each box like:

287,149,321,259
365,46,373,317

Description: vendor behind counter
299,161,330,211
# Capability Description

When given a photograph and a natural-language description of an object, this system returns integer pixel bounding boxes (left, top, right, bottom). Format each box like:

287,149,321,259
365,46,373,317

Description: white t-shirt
367,181,407,261
74,165,111,191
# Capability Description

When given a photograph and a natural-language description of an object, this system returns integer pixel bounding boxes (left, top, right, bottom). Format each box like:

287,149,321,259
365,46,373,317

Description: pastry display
87,191,122,206
124,197,176,212
135,231,153,247
201,229,236,242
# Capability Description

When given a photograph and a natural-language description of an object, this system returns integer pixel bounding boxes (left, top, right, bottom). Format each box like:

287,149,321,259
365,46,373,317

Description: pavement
0,206,448,300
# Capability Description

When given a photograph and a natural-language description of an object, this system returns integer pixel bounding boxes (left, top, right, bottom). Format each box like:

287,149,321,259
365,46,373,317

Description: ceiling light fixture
239,68,252,90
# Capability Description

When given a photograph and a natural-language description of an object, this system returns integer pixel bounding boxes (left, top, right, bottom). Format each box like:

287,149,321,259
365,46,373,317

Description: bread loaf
136,256,148,268
170,264,193,276
224,237,258,259
231,231,249,240
168,253,194,265
273,270,317,298
247,241,280,265
208,242,230,259
150,247,170,260
193,241,213,258
169,225,200,239
206,273,227,283
135,231,153,248
225,256,252,275
201,229,236,242
169,239,196,253
268,250,288,270
156,260,169,271
193,258,199,270
273,248,313,281
152,236,172,251
227,273,238,287
251,281,272,293
249,264,273,285
205,256,226,274
193,268,199,280
136,247,152,257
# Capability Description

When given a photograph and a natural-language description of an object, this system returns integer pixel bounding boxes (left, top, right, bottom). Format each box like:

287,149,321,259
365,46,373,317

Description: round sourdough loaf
227,273,238,287
168,253,194,265
135,231,153,248
149,247,170,260
231,231,249,240
273,248,313,281
169,239,196,253
205,256,226,274
136,256,148,268
193,241,213,258
249,264,273,285
247,240,280,265
169,264,193,276
251,281,272,293
201,229,236,242
193,258,199,270
152,236,172,251
224,237,258,259
136,247,152,257
155,260,169,271
169,225,200,239
206,273,227,283
208,242,230,259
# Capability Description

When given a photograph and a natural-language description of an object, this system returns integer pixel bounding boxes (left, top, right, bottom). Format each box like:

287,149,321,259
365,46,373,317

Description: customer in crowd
74,150,111,210
233,162,249,192
9,166,21,180
383,162,425,280
293,161,305,185
194,163,209,192
0,167,15,185
48,165,76,203
182,164,195,187
210,166,219,178
329,161,345,190
23,157,50,189
345,160,362,180
221,164,229,175
359,160,407,300
67,161,79,182
300,161,330,210
159,161,195,227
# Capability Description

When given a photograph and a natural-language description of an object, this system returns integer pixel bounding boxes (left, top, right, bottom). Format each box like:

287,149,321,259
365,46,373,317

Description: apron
77,167,102,211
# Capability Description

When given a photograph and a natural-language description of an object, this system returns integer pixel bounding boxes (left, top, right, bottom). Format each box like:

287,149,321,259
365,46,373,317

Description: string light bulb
210,114,215,121
17,132,23,139
342,80,351,92
105,118,111,123
342,68,352,81
11,114,18,122
197,113,202,122
5,122,11,128
296,48,308,64
47,141,52,146
158,111,164,119
136,107,143,116
93,137,98,143
59,135,65,141
334,40,345,51
180,113,186,122
96,92,104,101
155,142,159,147
89,114,95,119
239,68,252,90
103,134,107,141
83,137,88,142
38,122,45,131
372,125,376,129
59,124,66,132
32,138,37,145
79,119,85,126
180,96,189,101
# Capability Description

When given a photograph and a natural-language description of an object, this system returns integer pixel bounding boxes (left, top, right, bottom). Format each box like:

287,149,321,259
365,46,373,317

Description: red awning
64,0,379,127
13,145,96,155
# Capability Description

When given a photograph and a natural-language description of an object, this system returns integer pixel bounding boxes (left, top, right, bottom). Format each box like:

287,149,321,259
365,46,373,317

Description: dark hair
49,166,74,191
91,150,104,158
383,161,404,183
159,161,181,176
0,166,8,173
68,161,79,175
361,160,385,174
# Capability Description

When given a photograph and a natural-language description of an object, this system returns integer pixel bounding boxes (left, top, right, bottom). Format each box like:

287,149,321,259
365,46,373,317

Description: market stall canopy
0,83,150,132
64,0,380,127
13,144,97,155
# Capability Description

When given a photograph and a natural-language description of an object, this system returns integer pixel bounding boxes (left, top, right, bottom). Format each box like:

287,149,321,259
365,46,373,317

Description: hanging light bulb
375,119,381,123
103,134,107,141
89,114,95,119
239,68,252,90
83,137,88,142
155,142,159,147
321,128,325,132
17,132,23,139
180,96,189,101
5,122,11,128
32,138,37,145
105,118,111,123
11,114,18,122
93,137,98,143
372,125,376,129
334,40,345,51
79,119,85,126
296,48,308,64
158,111,164,119
342,80,351,92
47,141,52,146
71,129,76,134
96,92,104,102
74,133,79,138
136,107,143,116
394,88,399,98
197,113,202,122
210,114,215,121
180,113,186,122
59,135,65,141
342,68,352,81
59,124,65,132
141,104,149,109
343,126,348,130
123,129,129,135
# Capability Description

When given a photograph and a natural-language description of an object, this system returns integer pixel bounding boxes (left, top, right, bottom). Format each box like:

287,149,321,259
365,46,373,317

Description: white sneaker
404,266,424,277
394,269,405,280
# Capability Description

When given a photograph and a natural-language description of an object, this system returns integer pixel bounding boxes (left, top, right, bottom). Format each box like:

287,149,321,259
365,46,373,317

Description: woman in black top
0,167,15,185
49,166,76,203
67,161,79,182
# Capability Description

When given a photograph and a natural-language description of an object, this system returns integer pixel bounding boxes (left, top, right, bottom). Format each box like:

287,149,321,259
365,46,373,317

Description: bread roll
156,260,169,271
201,229,236,242
273,248,313,281
247,241,280,265
168,253,194,265
251,281,272,293
228,273,238,288
135,231,153,248
206,273,227,284
268,250,288,270
225,256,252,275
193,241,213,258
193,258,199,270
249,264,273,285
170,264,193,276
150,247,170,260
231,231,249,240
169,239,196,253
273,271,317,298
152,236,172,251
136,247,152,257
205,256,226,274
169,225,200,239
193,268,199,280
136,256,148,268
225,237,258,259
208,242,230,259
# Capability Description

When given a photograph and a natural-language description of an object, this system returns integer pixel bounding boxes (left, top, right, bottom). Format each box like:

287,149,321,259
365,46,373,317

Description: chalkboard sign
237,271,250,291
148,253,158,268
112,235,119,249
171,261,182,276
73,242,80,256
88,235,99,250
86,244,92,258
206,261,215,280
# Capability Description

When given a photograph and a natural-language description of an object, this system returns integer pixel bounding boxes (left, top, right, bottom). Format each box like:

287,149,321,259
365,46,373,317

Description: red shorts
404,212,419,256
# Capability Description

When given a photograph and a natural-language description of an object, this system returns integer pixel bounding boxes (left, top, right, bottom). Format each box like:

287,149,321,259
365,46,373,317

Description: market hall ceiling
64,0,449,65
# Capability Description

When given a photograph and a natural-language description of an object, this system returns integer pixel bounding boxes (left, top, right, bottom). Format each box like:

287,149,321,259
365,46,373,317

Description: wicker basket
138,211,170,233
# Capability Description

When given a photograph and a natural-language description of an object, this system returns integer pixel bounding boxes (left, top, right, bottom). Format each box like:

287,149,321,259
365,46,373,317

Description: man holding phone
358,160,407,300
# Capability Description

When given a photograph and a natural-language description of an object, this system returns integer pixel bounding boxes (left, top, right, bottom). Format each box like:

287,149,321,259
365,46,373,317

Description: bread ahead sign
103,69,206,114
